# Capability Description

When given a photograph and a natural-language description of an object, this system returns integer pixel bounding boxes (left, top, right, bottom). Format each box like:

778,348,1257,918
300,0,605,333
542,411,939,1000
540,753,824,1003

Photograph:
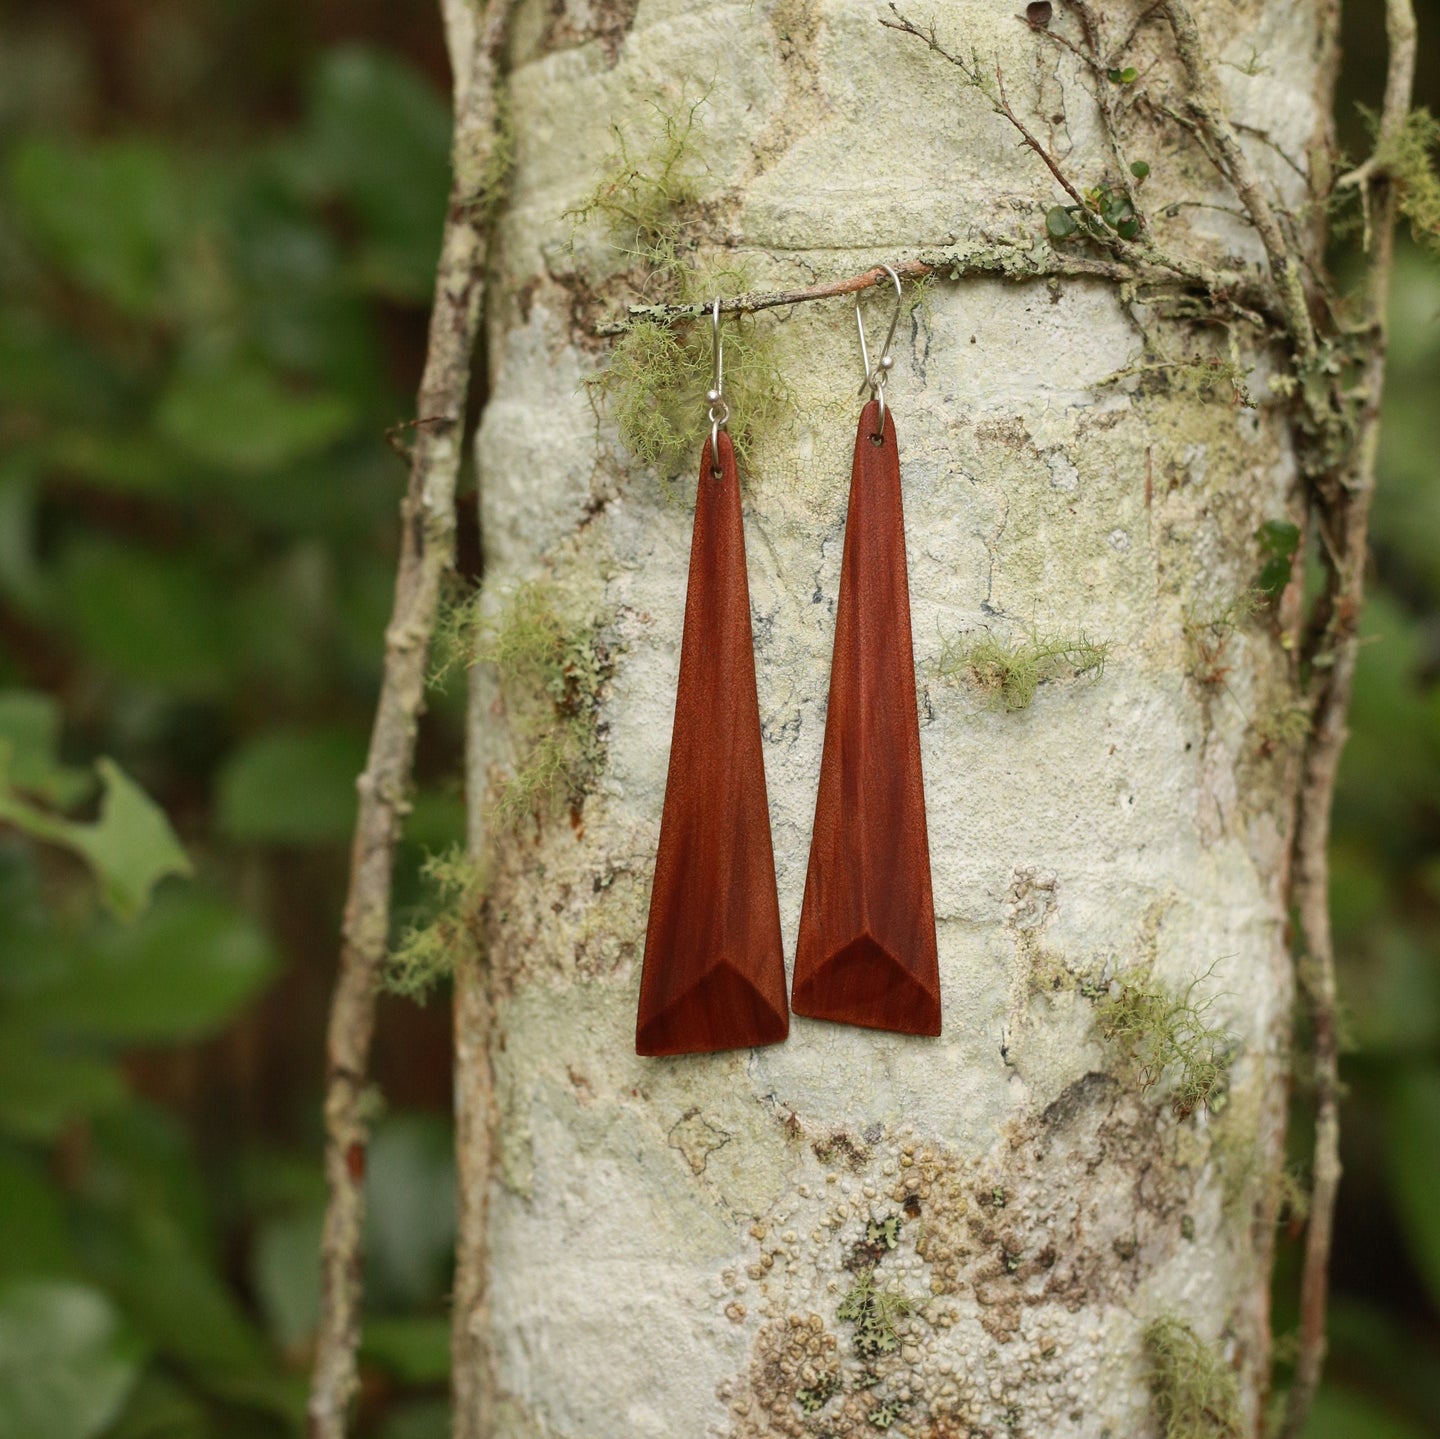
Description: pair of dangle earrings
635,270,940,1057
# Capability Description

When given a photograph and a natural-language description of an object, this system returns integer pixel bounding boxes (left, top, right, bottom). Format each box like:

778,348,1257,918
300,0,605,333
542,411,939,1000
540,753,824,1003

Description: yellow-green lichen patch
935,627,1109,712
385,844,485,999
480,580,613,827
565,89,790,476
1143,1316,1243,1439
1094,967,1236,1119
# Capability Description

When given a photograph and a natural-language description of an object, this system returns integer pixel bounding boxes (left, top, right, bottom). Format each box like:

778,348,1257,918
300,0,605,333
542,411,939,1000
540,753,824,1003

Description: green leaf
296,47,452,300
1305,1386,1433,1439
1258,555,1292,597
103,1372,216,1439
1099,190,1135,228
0,691,92,807
57,538,231,692
1106,65,1138,83
251,1209,322,1350
1130,160,1151,180
157,360,355,474
1116,216,1141,240
1258,518,1302,557
1045,206,1078,239
216,727,365,845
373,1399,452,1439
0,755,190,921
8,139,184,316
361,1316,450,1384
0,1281,144,1439
0,1025,126,1141
365,1116,456,1311
34,891,278,1042
0,1146,74,1282
1386,1065,1440,1310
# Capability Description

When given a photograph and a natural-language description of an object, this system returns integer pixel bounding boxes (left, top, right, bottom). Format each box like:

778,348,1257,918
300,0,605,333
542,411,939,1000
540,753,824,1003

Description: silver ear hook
706,296,730,478
855,265,902,441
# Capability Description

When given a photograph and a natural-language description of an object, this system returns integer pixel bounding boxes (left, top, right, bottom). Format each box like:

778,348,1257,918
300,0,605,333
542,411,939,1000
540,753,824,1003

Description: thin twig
1158,0,1317,361
306,3,516,1436
884,6,1094,214
1282,8,1416,1433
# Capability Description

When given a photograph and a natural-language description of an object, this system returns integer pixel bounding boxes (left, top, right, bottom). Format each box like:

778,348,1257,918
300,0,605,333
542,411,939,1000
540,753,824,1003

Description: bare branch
306,4,517,1436
594,244,1278,337
1283,7,1417,1433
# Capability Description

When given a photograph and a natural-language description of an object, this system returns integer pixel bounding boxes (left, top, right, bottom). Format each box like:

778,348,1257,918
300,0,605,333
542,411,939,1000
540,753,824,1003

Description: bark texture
459,1,1333,1434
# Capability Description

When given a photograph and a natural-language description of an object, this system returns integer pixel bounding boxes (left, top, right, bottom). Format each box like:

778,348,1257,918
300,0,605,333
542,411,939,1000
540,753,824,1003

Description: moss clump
570,91,787,476
588,311,786,476
387,845,484,999
481,581,611,825
428,578,482,692
1364,105,1440,255
1095,969,1235,1118
567,89,710,283
937,628,1108,711
1143,1317,1243,1439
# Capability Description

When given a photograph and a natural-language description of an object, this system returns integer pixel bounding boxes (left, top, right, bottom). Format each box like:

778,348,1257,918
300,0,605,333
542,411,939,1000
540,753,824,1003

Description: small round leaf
1046,206,1078,239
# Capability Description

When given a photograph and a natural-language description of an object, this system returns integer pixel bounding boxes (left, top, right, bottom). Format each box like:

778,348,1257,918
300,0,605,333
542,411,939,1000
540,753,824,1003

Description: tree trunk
456,1,1335,1434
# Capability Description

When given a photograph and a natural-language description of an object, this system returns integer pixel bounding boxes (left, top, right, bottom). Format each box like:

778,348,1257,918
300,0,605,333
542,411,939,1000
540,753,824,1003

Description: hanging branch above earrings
592,245,1279,337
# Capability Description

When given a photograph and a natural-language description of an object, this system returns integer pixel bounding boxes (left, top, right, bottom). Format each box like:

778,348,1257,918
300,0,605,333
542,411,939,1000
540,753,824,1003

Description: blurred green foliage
0,3,462,1436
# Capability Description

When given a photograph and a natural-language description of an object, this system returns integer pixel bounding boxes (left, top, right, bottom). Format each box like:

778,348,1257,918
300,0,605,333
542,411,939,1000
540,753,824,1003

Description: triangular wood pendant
636,433,789,1057
792,400,940,1036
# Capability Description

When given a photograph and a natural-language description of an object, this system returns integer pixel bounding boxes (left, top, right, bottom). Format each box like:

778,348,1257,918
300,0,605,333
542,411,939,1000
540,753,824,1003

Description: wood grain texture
635,433,789,1056
792,400,940,1036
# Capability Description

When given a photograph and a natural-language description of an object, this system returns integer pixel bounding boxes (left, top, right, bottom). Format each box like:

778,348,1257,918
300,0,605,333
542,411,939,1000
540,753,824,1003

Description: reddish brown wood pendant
791,400,940,1036
635,433,789,1056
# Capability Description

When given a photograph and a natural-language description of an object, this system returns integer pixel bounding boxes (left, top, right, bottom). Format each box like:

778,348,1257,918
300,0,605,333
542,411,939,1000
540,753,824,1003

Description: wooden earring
791,268,940,1037
635,300,789,1057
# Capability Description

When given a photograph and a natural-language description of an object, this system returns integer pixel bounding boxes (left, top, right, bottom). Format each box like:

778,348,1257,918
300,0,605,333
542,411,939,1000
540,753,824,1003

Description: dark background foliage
0,2,1436,1436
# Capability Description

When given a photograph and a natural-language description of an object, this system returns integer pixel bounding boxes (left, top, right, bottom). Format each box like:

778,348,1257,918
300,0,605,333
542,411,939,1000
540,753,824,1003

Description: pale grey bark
457,2,1336,1434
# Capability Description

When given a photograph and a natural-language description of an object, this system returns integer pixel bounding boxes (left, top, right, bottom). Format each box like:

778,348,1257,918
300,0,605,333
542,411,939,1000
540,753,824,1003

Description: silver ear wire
855,265,902,441
707,296,730,477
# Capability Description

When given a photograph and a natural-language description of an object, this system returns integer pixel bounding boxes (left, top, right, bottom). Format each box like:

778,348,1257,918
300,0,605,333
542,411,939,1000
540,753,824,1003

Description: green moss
936,628,1108,711
461,84,515,221
386,845,484,999
587,310,786,476
428,579,481,692
571,92,788,475
1143,1316,1243,1439
1095,968,1235,1118
481,581,611,825
1369,105,1440,255
567,89,710,282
